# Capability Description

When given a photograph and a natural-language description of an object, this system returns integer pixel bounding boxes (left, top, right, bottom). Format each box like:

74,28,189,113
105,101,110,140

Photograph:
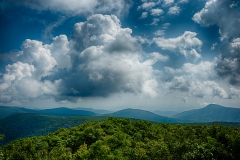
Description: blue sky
0,0,239,111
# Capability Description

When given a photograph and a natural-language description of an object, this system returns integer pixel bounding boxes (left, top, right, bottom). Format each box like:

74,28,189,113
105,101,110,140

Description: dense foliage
1,117,240,160
0,113,107,146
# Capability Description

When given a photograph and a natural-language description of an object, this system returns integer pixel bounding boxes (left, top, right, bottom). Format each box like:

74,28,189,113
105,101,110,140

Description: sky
0,0,240,111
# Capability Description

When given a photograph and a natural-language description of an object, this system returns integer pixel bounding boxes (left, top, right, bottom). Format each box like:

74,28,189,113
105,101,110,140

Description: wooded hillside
1,117,240,159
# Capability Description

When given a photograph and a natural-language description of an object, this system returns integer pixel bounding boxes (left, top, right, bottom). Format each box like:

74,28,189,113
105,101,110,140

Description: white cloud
69,14,161,98
0,29,73,104
17,39,57,79
187,49,202,62
154,30,165,36
161,61,229,99
149,52,169,62
72,14,121,51
135,36,150,44
193,0,240,86
140,12,148,19
150,18,160,26
46,35,71,69
211,42,218,50
142,79,159,98
192,0,240,40
0,14,166,105
151,8,164,16
144,52,169,65
231,38,240,50
137,2,156,10
178,0,189,3
163,0,174,6
4,62,35,81
0,61,60,104
229,87,240,98
153,31,202,61
168,6,180,15
12,0,132,17
182,61,216,79
162,23,171,29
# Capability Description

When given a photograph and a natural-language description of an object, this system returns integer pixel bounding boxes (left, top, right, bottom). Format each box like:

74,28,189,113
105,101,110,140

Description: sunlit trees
1,117,240,159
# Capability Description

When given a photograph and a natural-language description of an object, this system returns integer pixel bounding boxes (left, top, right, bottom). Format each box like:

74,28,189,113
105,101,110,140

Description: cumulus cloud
193,0,240,87
139,12,148,19
142,79,159,98
161,61,216,82
10,0,132,17
3,62,35,81
0,34,73,105
151,8,164,16
149,52,169,61
16,39,57,79
137,2,156,10
211,42,218,50
153,31,202,62
154,30,165,36
144,52,169,65
46,35,71,69
160,61,230,99
178,0,188,3
214,38,240,86
168,6,180,15
163,0,175,6
0,61,60,105
229,87,240,98
150,18,160,26
0,14,164,105
192,0,240,40
59,14,160,99
162,23,171,29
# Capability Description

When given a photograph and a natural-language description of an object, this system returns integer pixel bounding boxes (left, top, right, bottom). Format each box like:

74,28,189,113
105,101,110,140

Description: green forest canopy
1,117,240,160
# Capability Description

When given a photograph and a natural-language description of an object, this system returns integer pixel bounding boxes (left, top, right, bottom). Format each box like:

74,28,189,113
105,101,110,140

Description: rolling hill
0,106,97,118
172,104,240,122
38,107,97,116
74,107,112,114
106,108,183,123
0,106,38,118
0,113,107,146
1,107,240,146
1,117,240,159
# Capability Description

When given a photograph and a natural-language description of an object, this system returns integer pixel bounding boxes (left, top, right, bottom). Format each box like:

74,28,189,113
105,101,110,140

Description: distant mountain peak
205,104,225,108
173,104,240,122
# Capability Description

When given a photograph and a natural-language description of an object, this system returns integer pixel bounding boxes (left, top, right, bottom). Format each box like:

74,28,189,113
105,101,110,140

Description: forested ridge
0,113,107,146
1,117,240,160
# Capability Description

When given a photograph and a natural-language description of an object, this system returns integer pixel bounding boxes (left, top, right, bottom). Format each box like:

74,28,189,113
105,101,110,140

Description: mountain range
0,113,107,146
1,104,240,146
1,104,240,122
0,106,97,118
